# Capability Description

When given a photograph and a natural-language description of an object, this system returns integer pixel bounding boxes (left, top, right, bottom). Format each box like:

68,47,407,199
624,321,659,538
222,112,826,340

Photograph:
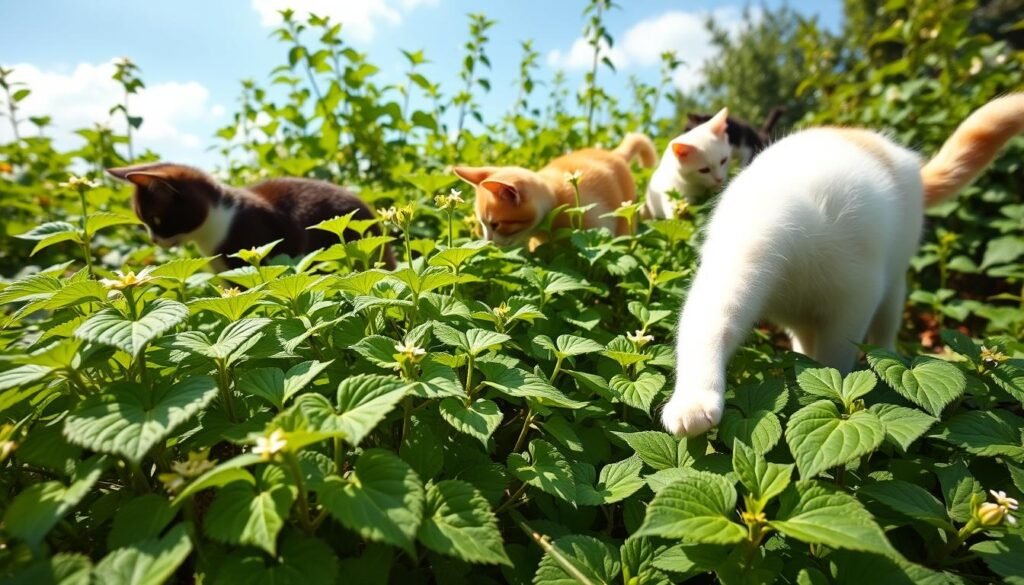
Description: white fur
156,203,236,257
662,128,924,436
645,119,732,219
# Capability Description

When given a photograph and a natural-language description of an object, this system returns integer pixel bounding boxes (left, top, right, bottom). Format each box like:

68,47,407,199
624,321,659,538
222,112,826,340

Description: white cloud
250,0,439,43
547,7,751,91
0,60,223,162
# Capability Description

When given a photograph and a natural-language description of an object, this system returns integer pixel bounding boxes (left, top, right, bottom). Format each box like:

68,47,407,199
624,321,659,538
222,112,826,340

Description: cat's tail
761,106,786,134
921,93,1024,206
613,133,658,168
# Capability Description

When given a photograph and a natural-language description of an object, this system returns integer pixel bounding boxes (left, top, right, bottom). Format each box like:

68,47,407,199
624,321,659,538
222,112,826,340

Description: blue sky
2,0,841,166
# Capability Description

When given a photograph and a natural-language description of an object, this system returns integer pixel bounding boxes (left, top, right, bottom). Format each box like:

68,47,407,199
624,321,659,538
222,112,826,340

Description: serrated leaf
439,397,502,446
63,377,218,463
204,466,296,555
93,524,192,585
867,350,966,416
932,410,1024,458
3,457,105,549
304,373,408,446
239,360,332,409
428,241,490,270
107,495,176,550
610,371,665,413
6,553,92,585
635,470,746,543
76,299,188,357
478,361,587,409
732,441,792,505
971,535,1024,585
417,479,511,566
212,534,338,585
533,534,621,585
770,480,895,556
797,367,844,402
319,449,424,554
720,408,782,455
576,456,645,505
554,334,604,357
508,439,576,503
85,211,140,233
858,480,953,531
614,431,678,471
785,400,884,478
989,360,1024,406
869,404,936,451
149,257,216,282
172,454,262,506
189,290,265,321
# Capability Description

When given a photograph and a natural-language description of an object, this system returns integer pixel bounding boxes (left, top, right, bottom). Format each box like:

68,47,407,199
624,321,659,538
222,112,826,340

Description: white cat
644,108,732,219
661,94,1024,437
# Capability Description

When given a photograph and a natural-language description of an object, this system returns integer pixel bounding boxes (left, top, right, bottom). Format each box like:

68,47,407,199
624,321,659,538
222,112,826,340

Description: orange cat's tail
921,93,1024,206
613,133,657,168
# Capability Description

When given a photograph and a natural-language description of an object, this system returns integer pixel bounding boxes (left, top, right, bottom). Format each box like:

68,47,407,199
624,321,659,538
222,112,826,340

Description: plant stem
512,408,534,454
77,189,94,277
216,361,237,422
495,482,528,514
283,452,315,533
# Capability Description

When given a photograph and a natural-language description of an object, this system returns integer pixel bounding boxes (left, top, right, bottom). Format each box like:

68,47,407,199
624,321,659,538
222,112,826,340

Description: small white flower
100,267,156,291
627,330,655,347
59,175,99,191
969,57,983,76
252,429,287,460
563,170,583,185
990,490,1019,511
995,53,1008,66
395,341,427,362
448,188,465,205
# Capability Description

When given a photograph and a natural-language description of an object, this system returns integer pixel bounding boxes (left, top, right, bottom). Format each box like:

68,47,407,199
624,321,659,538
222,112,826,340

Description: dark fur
107,163,395,270
685,106,785,162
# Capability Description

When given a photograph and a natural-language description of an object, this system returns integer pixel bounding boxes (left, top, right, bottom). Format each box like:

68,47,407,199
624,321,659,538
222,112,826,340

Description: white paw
660,389,724,437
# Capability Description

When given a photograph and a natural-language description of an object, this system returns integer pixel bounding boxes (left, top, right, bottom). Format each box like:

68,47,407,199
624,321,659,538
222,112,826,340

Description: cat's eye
698,167,711,173
152,216,162,226
489,221,499,230
720,157,728,165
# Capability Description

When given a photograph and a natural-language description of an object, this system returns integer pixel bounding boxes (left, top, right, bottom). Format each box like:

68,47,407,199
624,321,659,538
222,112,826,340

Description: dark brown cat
107,163,395,270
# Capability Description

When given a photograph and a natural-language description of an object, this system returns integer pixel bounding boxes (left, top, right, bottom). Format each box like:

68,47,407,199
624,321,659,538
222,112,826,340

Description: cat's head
453,165,552,246
673,107,731,188
106,163,222,248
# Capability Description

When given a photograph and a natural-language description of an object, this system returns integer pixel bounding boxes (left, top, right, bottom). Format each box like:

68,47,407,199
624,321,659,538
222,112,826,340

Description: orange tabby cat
453,133,657,246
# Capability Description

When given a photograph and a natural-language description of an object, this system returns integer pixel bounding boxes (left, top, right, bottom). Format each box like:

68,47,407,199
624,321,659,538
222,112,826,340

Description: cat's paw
660,389,724,437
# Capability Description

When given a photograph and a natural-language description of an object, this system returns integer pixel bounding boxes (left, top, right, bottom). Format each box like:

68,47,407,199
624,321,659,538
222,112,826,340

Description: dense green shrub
0,2,1022,583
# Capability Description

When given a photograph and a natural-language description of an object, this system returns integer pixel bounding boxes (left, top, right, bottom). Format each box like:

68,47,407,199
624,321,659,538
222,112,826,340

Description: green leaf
971,535,1024,585
869,404,936,451
0,364,54,392
301,373,408,446
858,480,953,531
553,334,604,358
85,211,140,234
932,410,1024,458
989,360,1024,406
770,480,895,555
940,329,980,364
44,280,108,310
16,221,83,255
171,318,270,365
6,553,92,585
428,240,490,270
635,470,747,544
720,408,783,455
533,534,621,585
189,290,265,321
439,397,502,446
93,524,192,585
239,360,332,409
63,377,218,463
732,441,792,505
3,457,105,549
205,466,296,555
417,479,511,566
614,431,678,471
76,299,188,357
508,439,576,503
107,495,176,549
866,350,966,416
610,371,666,413
229,239,282,264
785,400,884,479
319,449,424,554
149,257,216,282
935,462,984,523
172,454,263,506
351,335,401,369
478,361,587,409
796,367,844,402
213,534,338,585
576,456,646,505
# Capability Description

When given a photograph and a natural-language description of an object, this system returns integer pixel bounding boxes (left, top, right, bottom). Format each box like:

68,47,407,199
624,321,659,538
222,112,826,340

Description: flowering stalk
564,170,584,230
61,176,99,276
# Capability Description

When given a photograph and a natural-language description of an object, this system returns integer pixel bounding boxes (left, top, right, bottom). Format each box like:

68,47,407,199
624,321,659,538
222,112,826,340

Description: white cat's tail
613,133,658,168
921,93,1024,206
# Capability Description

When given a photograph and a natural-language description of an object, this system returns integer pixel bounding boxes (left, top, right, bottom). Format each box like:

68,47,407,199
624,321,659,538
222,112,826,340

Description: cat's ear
671,142,695,160
709,107,729,138
453,165,500,186
480,179,521,205
107,165,174,190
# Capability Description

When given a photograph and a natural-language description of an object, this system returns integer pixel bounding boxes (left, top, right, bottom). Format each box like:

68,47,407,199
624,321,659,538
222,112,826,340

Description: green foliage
1,3,1022,584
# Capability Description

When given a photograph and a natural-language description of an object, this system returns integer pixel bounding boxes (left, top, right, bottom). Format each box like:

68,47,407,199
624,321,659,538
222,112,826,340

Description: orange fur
921,93,1024,206
454,134,656,246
